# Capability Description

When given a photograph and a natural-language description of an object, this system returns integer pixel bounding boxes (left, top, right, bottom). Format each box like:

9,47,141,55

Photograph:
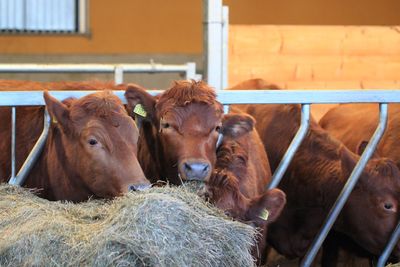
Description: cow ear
246,188,286,223
222,113,255,138
43,91,71,132
356,140,380,158
357,140,369,156
124,83,157,123
340,146,358,178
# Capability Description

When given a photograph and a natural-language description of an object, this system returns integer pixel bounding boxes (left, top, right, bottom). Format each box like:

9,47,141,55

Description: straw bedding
0,183,257,267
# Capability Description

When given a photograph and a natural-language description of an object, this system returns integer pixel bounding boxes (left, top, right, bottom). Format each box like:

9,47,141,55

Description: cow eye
384,203,394,210
88,138,98,146
215,125,221,132
161,122,170,129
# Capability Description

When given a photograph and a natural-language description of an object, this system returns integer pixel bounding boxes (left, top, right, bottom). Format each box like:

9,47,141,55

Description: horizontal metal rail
301,103,389,267
0,62,198,83
2,90,400,106
0,63,192,73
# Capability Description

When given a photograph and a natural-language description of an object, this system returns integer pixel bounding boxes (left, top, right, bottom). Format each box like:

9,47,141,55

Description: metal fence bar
1,89,400,261
114,65,124,84
377,222,400,267
223,105,230,114
2,90,400,106
8,109,51,186
300,103,389,267
0,63,195,76
217,90,400,104
268,104,310,189
11,106,16,180
185,62,197,80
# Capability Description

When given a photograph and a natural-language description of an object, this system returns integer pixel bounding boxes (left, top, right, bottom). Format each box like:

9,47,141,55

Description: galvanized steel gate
1,90,400,266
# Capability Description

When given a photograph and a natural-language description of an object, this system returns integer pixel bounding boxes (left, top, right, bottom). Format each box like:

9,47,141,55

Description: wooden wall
229,25,400,89
229,25,400,120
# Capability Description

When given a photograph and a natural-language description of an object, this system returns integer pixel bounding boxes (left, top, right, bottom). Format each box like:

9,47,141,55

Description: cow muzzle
179,159,211,181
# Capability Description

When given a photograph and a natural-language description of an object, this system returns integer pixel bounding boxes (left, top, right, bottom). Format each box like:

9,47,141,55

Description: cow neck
138,121,164,182
284,126,351,209
25,123,93,201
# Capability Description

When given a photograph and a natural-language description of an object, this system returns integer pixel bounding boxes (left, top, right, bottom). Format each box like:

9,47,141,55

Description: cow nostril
129,185,137,191
129,184,151,192
203,164,209,172
184,162,192,171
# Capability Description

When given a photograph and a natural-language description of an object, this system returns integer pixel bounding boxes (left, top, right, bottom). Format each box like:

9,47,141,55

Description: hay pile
0,183,256,267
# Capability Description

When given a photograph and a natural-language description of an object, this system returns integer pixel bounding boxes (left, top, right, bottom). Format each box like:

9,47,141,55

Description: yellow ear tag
52,117,58,124
259,209,269,221
133,104,147,118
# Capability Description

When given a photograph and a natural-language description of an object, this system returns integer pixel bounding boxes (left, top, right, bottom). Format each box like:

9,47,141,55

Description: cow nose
129,184,152,192
180,160,211,181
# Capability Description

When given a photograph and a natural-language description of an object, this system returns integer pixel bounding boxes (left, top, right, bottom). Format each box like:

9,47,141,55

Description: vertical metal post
203,0,223,90
268,104,311,189
377,221,400,267
114,65,124,84
222,6,229,89
9,109,51,186
11,106,16,180
223,105,230,114
301,103,389,267
185,62,197,80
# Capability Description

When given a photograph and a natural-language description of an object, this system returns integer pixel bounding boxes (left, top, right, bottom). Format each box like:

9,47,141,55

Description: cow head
205,169,286,225
125,81,223,184
339,146,400,259
44,91,150,199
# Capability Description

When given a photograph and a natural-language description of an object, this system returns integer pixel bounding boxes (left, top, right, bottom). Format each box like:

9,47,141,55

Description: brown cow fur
320,103,400,263
125,80,224,184
229,79,400,264
0,89,149,202
204,111,286,264
0,79,117,91
320,103,400,169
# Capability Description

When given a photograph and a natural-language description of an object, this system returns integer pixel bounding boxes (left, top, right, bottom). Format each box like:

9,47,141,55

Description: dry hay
0,183,256,267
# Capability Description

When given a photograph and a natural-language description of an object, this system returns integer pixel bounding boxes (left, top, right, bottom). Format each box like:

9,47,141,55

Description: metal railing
1,89,400,266
0,62,198,84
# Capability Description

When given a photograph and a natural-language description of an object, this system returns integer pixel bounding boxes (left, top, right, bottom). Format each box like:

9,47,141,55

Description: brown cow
0,90,150,202
204,111,286,265
124,80,225,184
320,104,400,264
320,103,400,168
229,79,400,264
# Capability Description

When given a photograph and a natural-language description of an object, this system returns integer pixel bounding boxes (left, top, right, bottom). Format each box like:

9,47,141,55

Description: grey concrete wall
0,54,202,89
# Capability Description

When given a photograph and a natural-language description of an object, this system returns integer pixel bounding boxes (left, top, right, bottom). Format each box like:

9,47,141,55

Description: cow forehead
70,91,126,118
161,103,223,129
363,161,400,195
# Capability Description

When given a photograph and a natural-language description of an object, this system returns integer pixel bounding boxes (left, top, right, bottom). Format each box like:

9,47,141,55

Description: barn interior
1,1,400,266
